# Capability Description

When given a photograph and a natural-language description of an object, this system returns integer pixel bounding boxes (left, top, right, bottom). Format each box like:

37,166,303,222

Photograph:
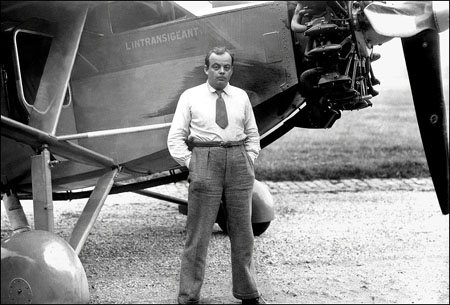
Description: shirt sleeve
167,91,192,167
243,95,261,164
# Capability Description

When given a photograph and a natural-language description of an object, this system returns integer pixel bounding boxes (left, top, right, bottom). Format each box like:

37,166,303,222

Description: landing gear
216,208,272,237
1,146,90,304
217,180,275,236
179,180,275,237
1,146,118,304
1,230,90,304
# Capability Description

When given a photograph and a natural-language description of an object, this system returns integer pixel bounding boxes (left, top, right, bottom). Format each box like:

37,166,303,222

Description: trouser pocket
189,148,212,181
240,149,254,177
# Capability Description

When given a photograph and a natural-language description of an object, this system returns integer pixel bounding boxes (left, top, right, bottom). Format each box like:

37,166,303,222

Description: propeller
363,1,449,214
401,30,448,215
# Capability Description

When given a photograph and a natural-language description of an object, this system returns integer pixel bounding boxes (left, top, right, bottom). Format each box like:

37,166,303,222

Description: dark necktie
215,90,228,129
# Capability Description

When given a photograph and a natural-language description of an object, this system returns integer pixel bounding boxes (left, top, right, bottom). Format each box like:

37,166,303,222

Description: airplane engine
1,230,89,304
293,1,385,128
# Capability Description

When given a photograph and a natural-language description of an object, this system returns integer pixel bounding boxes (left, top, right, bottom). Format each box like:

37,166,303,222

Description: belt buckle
220,141,229,148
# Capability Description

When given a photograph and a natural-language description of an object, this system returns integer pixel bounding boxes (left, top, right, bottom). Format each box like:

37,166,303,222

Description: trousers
177,145,259,304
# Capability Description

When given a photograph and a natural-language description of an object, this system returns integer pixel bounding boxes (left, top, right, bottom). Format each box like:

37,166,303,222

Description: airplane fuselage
1,1,303,191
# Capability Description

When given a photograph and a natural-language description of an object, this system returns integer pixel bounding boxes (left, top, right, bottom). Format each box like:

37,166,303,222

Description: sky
371,30,449,127
372,30,449,88
371,29,449,131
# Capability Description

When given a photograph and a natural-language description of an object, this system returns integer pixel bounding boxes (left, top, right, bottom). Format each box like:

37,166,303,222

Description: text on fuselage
125,27,200,50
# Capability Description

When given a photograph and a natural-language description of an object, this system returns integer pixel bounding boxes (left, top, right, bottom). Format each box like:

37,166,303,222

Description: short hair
204,46,234,68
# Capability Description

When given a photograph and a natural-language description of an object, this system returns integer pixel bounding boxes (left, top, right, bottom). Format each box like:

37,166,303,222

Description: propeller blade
401,29,449,214
364,1,449,38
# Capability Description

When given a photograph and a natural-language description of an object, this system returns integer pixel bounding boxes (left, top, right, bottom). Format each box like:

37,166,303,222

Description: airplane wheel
1,230,89,304
217,220,271,237
216,206,271,236
217,220,228,234
178,204,188,215
251,222,271,236
216,204,227,234
183,204,271,236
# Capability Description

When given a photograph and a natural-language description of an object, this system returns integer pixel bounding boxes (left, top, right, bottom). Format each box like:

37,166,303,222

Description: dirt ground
1,181,449,304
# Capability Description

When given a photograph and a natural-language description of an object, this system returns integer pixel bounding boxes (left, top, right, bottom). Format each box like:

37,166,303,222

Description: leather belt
190,140,245,148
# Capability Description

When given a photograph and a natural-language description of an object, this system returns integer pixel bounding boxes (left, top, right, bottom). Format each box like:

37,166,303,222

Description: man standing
167,46,265,304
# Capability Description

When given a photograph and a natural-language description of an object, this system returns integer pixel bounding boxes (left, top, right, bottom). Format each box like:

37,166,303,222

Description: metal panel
263,31,282,63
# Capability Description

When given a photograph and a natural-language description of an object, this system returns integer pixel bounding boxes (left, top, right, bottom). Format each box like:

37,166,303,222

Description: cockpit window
108,1,191,34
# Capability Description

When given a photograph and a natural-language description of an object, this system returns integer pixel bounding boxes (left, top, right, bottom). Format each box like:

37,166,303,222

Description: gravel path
1,178,449,304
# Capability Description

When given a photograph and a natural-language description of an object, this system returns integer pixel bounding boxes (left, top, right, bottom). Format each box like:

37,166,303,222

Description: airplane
1,1,448,303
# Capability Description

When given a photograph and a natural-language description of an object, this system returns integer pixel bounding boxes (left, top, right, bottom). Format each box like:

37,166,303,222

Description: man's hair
204,46,234,68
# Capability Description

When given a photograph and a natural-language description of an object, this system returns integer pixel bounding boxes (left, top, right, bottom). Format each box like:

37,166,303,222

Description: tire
216,205,228,234
178,204,188,215
216,206,271,236
251,222,271,236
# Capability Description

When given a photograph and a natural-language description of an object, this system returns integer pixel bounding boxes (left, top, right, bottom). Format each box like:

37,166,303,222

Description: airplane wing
1,115,117,168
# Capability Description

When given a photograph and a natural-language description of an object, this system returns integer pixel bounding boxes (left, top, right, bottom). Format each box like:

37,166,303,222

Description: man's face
204,52,233,90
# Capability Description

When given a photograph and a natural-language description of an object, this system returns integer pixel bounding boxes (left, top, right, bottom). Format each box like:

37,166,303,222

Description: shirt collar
206,81,230,96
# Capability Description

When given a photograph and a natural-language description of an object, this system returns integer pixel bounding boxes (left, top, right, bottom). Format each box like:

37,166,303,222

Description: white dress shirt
167,82,261,168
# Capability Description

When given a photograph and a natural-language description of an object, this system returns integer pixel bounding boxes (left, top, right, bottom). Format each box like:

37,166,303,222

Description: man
167,46,266,304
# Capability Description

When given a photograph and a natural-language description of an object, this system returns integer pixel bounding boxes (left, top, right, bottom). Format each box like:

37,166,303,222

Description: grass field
255,83,449,181
255,34,449,181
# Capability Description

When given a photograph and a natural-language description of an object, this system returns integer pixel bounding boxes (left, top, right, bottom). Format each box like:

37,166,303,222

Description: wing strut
69,168,119,255
31,146,54,231
28,3,89,135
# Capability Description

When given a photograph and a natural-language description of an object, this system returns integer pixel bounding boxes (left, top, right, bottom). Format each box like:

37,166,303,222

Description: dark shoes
242,296,267,304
